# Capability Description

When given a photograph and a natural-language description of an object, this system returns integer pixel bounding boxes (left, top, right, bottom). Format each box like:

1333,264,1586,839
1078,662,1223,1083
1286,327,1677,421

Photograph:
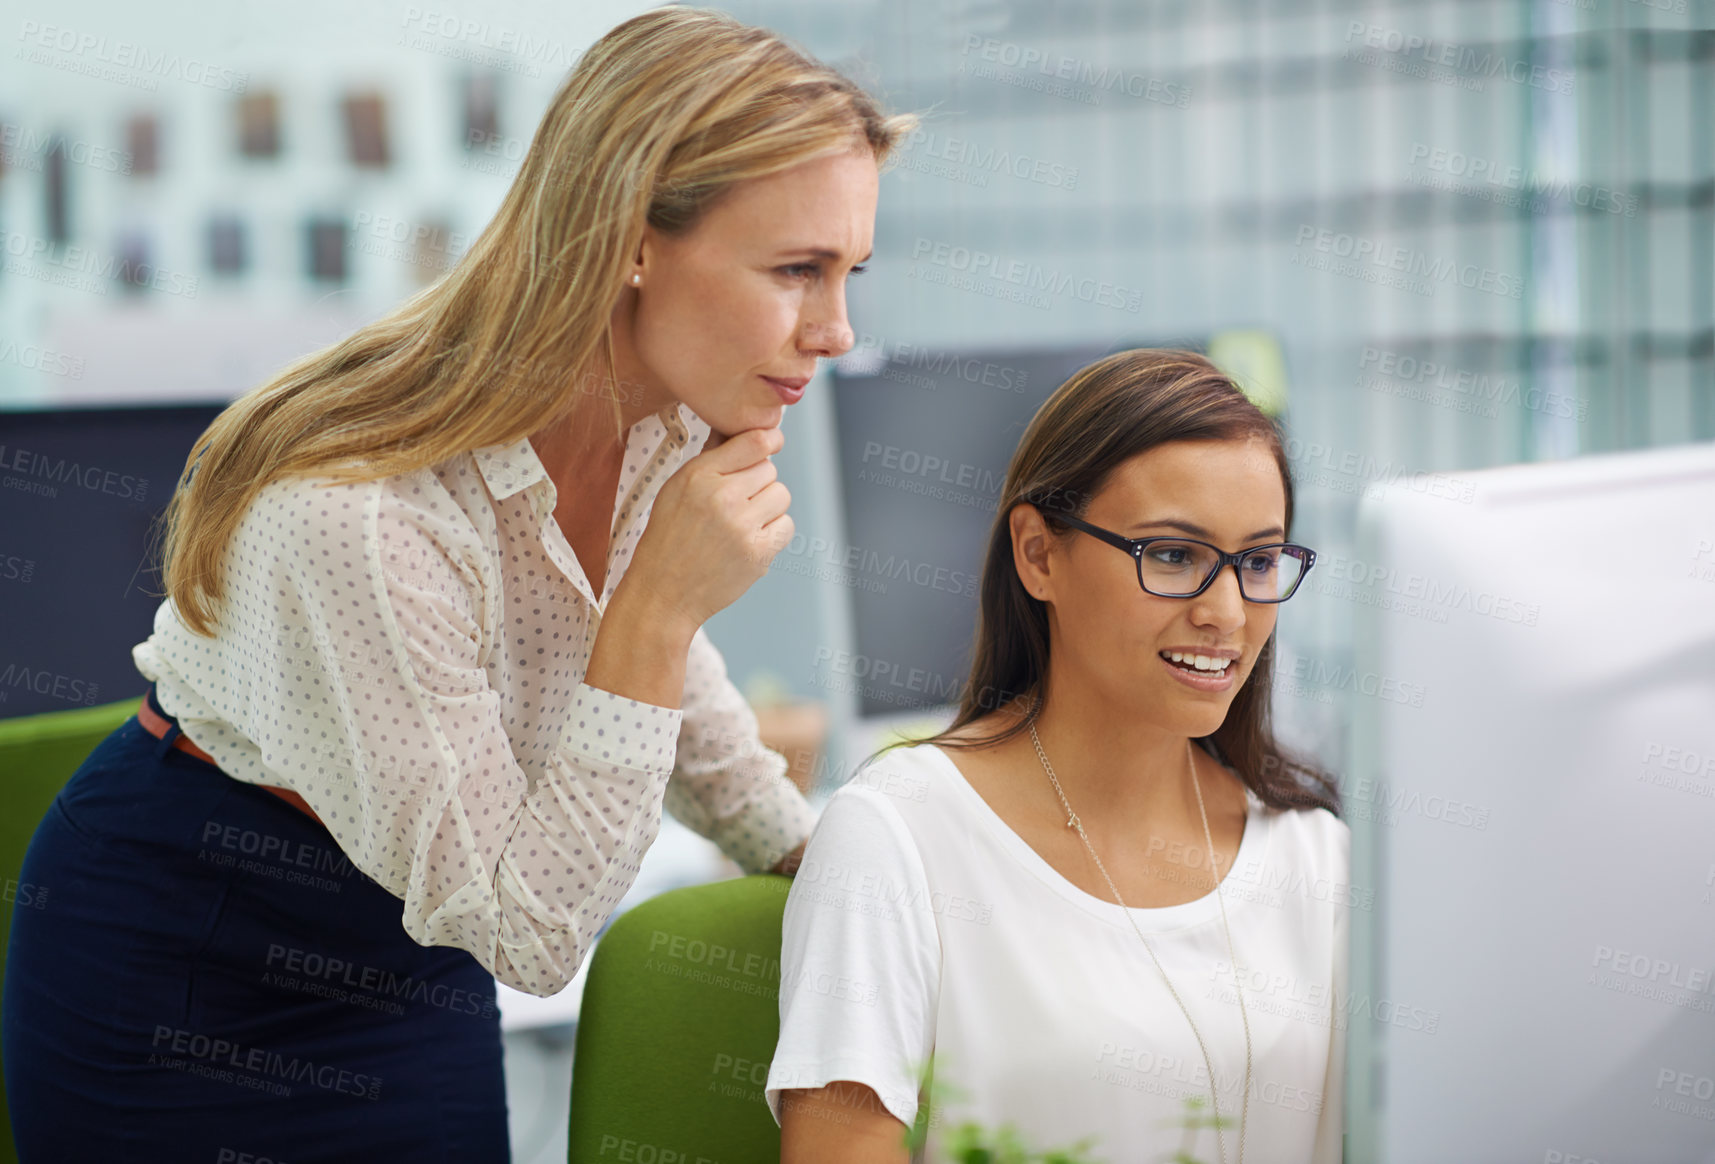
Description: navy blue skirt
2,692,509,1162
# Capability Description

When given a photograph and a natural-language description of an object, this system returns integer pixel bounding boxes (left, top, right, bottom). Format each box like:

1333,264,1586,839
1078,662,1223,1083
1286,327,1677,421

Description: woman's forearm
780,1082,911,1163
583,582,699,709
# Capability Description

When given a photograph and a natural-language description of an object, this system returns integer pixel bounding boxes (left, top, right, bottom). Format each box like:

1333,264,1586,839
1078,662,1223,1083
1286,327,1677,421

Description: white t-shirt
767,740,1349,1164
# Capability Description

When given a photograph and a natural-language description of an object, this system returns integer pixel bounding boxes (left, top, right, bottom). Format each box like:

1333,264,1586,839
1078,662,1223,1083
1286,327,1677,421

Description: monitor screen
0,405,224,718
1347,440,1715,1162
827,342,1117,717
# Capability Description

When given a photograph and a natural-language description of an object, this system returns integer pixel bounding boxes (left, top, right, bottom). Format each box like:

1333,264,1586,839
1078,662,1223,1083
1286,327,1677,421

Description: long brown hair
155,6,918,637
889,348,1339,816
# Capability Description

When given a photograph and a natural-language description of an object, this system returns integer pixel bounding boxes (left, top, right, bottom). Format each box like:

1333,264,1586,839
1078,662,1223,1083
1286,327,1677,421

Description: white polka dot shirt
133,400,816,997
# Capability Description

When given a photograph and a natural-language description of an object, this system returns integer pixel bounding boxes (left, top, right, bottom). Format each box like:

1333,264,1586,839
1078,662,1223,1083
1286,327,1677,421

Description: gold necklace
1029,723,1252,1164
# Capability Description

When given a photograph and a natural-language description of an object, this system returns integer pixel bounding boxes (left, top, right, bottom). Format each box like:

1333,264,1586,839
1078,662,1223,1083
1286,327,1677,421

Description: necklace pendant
1066,811,1080,830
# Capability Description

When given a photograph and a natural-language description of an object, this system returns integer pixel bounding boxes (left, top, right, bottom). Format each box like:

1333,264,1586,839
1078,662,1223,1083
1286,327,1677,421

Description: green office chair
0,694,146,1164
569,874,795,1163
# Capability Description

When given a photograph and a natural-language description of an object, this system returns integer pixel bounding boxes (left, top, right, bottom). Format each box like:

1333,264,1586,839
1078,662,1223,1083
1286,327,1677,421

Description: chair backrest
569,874,794,1164
0,695,143,1164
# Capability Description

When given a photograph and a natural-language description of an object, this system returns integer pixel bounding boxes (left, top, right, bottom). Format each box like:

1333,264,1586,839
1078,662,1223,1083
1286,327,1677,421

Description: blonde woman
768,351,1347,1163
1,9,914,1160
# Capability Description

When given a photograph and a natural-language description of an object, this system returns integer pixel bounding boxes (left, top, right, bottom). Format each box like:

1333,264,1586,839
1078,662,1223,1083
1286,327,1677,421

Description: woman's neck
529,403,624,487
1019,672,1220,830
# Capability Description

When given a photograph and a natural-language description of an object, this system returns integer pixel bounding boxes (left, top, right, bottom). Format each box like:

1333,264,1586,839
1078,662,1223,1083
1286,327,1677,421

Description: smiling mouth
1159,651,1235,675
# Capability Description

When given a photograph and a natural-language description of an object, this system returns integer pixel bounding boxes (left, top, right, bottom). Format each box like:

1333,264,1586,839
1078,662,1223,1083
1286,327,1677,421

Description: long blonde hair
156,5,917,637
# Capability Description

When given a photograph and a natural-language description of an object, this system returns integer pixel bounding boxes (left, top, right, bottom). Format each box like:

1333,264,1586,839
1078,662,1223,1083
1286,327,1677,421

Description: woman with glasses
768,350,1347,1163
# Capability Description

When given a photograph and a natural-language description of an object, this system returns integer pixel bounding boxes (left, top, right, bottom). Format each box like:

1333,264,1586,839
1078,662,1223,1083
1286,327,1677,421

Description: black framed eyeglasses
1042,510,1317,603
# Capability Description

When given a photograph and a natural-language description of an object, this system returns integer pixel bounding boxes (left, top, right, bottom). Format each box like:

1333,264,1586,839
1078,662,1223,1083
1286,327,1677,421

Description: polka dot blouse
133,400,816,997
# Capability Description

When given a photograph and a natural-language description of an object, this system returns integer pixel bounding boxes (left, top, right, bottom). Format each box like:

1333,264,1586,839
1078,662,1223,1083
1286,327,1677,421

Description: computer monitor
0,405,224,719
1346,440,1715,1162
825,342,1114,719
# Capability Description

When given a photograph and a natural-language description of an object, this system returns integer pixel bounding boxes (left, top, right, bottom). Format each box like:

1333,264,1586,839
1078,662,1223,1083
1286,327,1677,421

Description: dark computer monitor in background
827,342,1123,718
0,405,224,719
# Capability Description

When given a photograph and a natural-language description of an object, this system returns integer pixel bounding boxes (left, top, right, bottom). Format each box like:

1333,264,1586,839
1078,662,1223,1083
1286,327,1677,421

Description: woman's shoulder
793,755,940,901
1274,794,1351,837
842,739,947,795
1260,794,1352,873
823,706,1035,821
254,443,479,505
243,461,418,535
261,455,487,556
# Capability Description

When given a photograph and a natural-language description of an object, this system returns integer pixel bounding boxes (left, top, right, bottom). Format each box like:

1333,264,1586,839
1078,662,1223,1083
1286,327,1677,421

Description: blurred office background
2,0,1711,1160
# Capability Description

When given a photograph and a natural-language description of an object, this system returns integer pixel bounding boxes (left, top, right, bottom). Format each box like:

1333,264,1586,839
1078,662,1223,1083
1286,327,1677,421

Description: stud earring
631,272,641,286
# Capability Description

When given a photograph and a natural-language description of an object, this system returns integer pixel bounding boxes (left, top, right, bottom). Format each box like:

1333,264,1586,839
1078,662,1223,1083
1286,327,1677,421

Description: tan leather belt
135,691,325,829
